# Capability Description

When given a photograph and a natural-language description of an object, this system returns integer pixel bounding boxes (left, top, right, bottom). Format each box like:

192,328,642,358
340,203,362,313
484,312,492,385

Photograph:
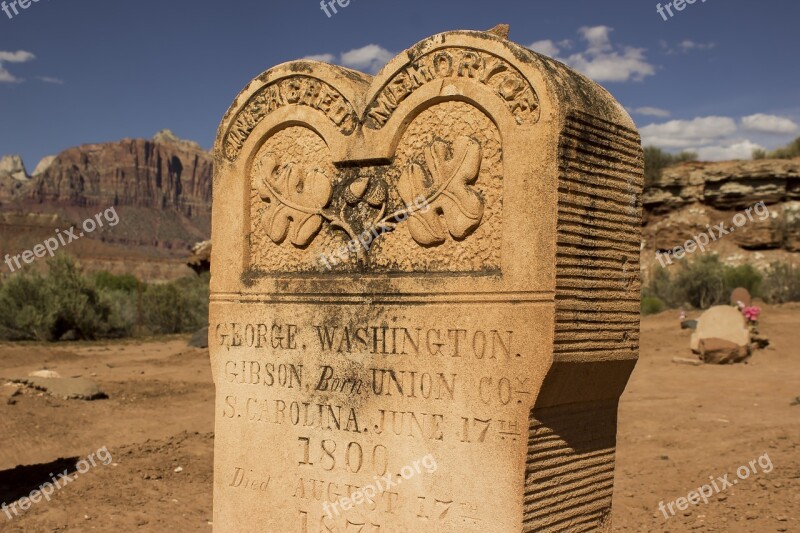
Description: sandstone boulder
699,337,751,364
11,377,107,400
690,305,750,353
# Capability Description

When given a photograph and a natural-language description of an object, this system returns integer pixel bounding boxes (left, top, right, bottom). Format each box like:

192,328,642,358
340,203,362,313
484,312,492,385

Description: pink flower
743,306,761,323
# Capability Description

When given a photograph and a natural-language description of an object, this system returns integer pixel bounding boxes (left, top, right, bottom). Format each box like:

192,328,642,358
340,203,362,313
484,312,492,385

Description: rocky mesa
0,130,213,281
643,158,800,269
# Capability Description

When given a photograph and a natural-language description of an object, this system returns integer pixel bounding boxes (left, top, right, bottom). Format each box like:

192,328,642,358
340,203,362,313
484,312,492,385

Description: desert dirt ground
1,305,798,532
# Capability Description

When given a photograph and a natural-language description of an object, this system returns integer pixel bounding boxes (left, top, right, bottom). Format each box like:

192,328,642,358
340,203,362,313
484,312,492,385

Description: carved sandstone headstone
730,287,752,308
210,29,643,532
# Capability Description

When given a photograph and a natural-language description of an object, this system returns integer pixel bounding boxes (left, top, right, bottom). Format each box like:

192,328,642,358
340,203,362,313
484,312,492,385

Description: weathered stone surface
785,202,800,252
209,28,643,532
731,287,753,307
1,383,21,404
28,369,62,379
644,159,800,214
690,305,750,353
699,337,751,364
10,377,107,400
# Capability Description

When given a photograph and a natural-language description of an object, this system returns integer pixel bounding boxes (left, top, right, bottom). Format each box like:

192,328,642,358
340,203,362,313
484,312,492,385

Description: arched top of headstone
215,30,634,169
212,28,640,295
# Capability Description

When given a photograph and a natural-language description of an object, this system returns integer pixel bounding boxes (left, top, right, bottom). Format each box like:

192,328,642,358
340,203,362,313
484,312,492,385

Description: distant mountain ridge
0,131,213,281
4,129,212,215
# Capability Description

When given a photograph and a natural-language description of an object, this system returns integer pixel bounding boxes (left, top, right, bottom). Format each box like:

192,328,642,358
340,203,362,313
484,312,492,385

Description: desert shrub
644,256,764,310
93,271,139,293
97,288,137,337
46,257,113,340
0,256,115,340
140,272,209,334
723,263,762,297
0,270,53,340
641,296,666,315
671,255,728,309
761,262,800,303
0,257,209,340
643,264,683,308
754,136,800,160
644,146,698,187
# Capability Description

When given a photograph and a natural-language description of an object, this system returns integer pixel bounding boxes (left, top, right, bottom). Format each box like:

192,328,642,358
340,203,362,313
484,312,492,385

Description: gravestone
690,305,750,353
209,28,643,532
730,287,752,308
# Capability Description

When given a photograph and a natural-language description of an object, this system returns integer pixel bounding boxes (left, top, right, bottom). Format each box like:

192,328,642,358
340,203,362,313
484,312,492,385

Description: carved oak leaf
397,137,484,246
257,157,332,247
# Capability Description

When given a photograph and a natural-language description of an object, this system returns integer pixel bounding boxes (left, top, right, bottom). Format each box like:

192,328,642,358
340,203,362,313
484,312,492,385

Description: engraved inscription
365,47,541,129
224,76,358,161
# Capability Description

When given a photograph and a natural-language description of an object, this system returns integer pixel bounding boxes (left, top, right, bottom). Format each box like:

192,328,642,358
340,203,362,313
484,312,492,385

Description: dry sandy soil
0,306,798,532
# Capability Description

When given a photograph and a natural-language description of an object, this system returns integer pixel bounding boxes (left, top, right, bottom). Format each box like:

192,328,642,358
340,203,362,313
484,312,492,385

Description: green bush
757,136,800,160
723,263,762,297
0,270,53,340
761,262,800,304
644,147,698,187
643,255,766,310
0,256,209,341
0,256,112,340
641,296,666,315
672,255,727,309
93,271,139,293
141,272,209,335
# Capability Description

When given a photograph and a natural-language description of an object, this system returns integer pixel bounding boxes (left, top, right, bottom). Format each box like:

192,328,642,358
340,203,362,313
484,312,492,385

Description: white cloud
632,106,671,118
640,116,738,148
639,114,798,161
678,40,716,53
696,141,765,161
528,39,560,57
302,44,394,75
0,50,35,63
531,26,655,83
741,113,799,134
302,53,336,63
340,44,394,74
37,76,64,85
0,50,35,84
0,68,18,83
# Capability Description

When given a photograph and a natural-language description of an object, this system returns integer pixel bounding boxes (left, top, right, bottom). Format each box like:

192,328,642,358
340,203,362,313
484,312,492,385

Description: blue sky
1,0,798,167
